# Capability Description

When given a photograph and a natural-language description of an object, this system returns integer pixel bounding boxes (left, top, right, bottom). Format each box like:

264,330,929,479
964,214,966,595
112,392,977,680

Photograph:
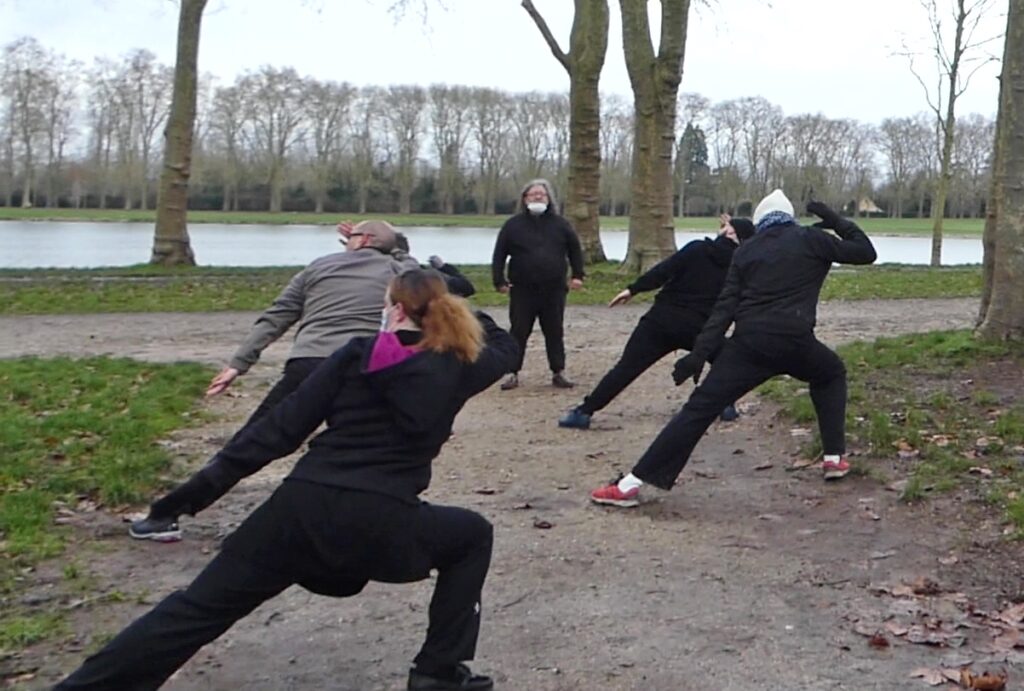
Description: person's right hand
497,284,510,294
719,213,732,228
608,289,633,307
428,255,445,269
672,354,706,386
206,367,240,396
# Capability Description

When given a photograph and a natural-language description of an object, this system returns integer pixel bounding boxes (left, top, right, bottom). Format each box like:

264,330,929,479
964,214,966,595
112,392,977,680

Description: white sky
0,0,1007,124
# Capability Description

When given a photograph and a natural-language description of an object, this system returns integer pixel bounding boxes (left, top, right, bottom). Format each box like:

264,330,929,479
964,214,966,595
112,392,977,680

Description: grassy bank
0,263,982,315
760,331,1024,531
0,356,211,650
0,207,984,236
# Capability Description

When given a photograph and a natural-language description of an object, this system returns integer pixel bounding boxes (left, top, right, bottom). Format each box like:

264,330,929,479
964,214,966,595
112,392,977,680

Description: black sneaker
499,374,519,391
408,664,493,691
719,404,740,422
551,372,575,389
129,515,182,542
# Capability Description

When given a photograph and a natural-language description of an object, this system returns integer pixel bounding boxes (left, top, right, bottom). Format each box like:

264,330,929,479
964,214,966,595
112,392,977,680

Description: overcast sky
0,0,1007,124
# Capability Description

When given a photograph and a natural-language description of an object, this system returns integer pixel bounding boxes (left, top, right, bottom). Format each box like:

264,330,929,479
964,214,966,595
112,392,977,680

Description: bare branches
521,0,570,73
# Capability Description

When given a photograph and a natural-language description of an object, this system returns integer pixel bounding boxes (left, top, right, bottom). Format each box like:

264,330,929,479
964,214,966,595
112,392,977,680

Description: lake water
0,221,983,268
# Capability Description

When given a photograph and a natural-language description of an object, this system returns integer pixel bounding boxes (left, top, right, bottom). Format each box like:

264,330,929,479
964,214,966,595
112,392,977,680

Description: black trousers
633,331,848,490
508,284,567,373
149,357,324,519
580,309,706,415
57,482,494,690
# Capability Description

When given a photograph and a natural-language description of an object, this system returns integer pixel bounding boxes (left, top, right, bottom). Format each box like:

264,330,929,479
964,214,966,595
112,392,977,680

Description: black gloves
672,353,706,386
806,200,841,227
807,200,854,238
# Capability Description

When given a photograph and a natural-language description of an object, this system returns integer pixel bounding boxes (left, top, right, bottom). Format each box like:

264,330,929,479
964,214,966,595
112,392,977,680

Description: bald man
130,221,419,540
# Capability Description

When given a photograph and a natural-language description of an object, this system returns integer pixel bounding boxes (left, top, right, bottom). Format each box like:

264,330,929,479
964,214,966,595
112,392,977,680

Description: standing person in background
589,192,877,508
129,220,417,542
558,215,755,430
491,178,585,390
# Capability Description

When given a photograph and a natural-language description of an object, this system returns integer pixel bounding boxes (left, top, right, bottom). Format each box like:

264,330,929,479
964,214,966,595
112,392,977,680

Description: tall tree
904,0,999,265
522,0,608,263
619,0,690,271
151,0,206,265
976,0,1024,341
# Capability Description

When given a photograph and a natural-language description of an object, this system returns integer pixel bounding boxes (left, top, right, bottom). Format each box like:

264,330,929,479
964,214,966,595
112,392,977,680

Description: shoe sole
557,421,590,430
129,528,183,542
590,496,639,508
823,468,850,481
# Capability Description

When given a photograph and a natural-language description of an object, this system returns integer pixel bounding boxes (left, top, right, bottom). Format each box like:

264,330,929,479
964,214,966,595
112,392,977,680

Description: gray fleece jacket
228,248,419,373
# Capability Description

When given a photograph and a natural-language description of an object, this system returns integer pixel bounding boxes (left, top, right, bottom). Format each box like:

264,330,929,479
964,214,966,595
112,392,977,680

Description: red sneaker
590,483,640,508
822,456,850,480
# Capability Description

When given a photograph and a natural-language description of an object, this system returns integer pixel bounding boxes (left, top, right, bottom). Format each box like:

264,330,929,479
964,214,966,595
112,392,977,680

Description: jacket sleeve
691,262,742,360
565,222,586,280
199,345,357,498
808,221,877,265
462,312,519,396
491,224,511,288
228,269,307,373
627,244,691,295
438,263,477,298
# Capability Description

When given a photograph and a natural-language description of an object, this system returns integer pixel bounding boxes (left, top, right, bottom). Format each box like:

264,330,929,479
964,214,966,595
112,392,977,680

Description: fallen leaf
969,467,994,478
938,555,959,566
789,457,817,469
474,488,496,495
790,427,811,437
912,576,942,596
997,603,1024,624
868,632,890,649
991,629,1021,651
754,462,774,471
909,667,946,685
512,502,532,510
961,668,1008,691
885,621,909,636
871,550,897,560
532,519,553,529
896,439,920,460
694,470,718,479
892,584,916,598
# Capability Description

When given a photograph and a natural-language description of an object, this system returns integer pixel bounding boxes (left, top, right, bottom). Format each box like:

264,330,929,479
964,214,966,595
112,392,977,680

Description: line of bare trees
0,36,996,221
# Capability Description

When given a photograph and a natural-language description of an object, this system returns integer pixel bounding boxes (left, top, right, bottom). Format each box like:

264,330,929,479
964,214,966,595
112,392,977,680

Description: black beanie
731,218,755,241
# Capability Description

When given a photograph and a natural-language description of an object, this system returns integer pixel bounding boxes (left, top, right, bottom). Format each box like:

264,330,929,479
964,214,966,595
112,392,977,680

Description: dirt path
5,298,1020,690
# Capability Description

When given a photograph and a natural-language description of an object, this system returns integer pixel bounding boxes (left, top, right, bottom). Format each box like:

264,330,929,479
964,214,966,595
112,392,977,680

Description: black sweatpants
149,357,324,519
580,308,706,415
508,284,567,373
57,481,494,690
632,331,848,490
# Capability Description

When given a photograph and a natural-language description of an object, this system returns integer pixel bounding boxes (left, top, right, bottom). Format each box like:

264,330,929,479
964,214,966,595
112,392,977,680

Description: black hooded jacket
692,220,877,358
192,313,518,508
627,235,738,319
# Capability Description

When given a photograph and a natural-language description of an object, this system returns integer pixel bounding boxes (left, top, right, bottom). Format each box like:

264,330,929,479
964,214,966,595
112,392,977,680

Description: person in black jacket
491,178,585,390
590,191,877,508
56,269,517,691
558,215,755,430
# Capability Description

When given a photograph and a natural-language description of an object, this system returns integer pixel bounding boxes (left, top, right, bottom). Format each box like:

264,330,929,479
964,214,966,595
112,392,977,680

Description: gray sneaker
129,515,182,542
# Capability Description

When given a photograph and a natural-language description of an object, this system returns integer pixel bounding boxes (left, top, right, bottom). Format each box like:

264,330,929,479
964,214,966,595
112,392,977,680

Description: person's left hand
206,366,240,396
719,213,732,228
672,354,706,386
569,278,584,291
337,221,354,244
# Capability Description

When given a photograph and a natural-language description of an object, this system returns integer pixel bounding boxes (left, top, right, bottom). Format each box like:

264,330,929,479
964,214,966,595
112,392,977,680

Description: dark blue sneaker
719,404,740,422
129,515,182,542
558,407,591,429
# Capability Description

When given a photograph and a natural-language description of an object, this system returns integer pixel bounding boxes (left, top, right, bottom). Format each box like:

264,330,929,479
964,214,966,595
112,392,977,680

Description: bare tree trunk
150,0,205,266
976,0,1024,341
619,0,690,272
522,0,608,263
930,115,955,265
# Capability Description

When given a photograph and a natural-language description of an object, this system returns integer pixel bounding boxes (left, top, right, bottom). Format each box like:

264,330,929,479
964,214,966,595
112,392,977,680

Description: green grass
0,207,985,236
0,357,211,570
0,612,67,650
0,263,983,315
759,330,1024,530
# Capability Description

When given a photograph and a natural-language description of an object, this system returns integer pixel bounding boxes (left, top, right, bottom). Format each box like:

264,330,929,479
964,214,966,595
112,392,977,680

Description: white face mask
526,201,547,215
380,307,391,331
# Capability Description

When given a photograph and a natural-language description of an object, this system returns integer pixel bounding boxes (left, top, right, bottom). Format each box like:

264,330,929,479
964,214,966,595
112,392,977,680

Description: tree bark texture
976,0,1024,341
150,0,205,266
522,0,609,264
619,0,690,272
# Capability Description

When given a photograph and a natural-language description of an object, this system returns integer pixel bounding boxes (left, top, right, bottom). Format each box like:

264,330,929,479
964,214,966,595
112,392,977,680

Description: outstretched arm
226,270,307,375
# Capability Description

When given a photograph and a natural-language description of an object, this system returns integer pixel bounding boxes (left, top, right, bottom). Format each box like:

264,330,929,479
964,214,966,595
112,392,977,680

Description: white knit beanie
752,189,794,225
